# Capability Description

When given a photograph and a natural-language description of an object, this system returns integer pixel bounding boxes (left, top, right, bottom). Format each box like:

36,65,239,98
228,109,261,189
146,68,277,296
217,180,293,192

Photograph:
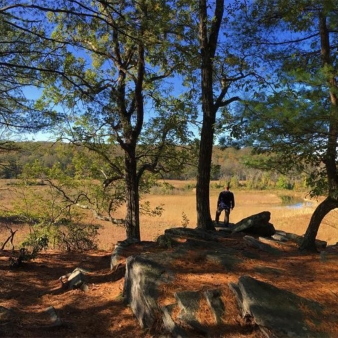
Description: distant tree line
0,141,306,191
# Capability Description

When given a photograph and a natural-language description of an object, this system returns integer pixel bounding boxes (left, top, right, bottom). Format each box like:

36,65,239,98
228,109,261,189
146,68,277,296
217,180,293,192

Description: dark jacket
217,190,235,209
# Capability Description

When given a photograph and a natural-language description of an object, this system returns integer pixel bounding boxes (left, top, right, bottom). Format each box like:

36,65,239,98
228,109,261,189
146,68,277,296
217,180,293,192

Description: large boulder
232,211,275,237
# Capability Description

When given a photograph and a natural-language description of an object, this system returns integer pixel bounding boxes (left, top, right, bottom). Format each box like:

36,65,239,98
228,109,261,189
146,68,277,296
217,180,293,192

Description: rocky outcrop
117,214,332,337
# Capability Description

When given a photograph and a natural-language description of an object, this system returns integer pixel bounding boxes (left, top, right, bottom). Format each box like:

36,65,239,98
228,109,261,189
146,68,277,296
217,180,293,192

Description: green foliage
276,176,293,190
229,176,240,189
7,152,105,254
140,201,164,218
20,220,100,256
0,141,310,192
183,183,196,191
20,224,50,260
36,0,200,240
56,223,100,252
9,176,101,255
149,182,176,195
210,181,227,189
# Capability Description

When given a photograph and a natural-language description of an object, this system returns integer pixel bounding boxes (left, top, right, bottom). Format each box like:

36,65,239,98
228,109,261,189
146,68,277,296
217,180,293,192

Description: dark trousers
215,206,230,225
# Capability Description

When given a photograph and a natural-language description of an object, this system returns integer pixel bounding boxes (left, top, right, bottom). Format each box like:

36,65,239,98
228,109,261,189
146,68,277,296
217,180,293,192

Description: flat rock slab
165,227,222,242
244,235,281,255
230,275,325,338
254,266,285,276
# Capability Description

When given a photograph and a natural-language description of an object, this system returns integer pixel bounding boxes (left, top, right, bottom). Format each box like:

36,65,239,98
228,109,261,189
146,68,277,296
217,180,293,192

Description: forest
1,0,338,252
0,141,302,190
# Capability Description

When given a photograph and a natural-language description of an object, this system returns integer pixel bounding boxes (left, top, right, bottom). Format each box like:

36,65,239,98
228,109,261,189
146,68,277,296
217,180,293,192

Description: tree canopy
226,0,338,250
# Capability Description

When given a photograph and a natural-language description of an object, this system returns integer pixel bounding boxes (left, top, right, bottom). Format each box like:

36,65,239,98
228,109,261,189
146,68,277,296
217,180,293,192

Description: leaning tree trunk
124,148,141,242
299,196,338,251
300,14,338,251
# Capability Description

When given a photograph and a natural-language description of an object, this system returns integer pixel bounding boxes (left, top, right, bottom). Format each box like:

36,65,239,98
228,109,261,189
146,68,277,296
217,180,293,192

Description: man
215,185,235,226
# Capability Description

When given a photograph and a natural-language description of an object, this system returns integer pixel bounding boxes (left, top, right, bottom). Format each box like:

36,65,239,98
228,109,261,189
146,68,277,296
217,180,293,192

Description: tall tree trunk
124,147,140,241
121,40,144,242
196,114,215,230
196,0,224,230
299,196,338,251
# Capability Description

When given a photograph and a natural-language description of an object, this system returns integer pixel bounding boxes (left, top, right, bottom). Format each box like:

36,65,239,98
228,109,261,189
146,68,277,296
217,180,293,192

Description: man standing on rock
215,185,235,226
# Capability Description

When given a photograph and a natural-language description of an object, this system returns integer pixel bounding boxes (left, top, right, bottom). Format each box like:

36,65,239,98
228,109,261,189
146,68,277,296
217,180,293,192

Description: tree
196,0,255,230
27,0,195,241
229,0,338,251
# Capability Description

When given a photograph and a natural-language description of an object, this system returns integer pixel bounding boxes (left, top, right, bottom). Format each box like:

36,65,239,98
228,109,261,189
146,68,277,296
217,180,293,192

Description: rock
258,236,291,248
204,289,225,324
284,232,303,244
123,255,166,328
272,232,288,242
284,232,327,249
161,304,187,337
243,236,281,255
175,290,208,334
316,240,327,249
110,239,138,270
232,212,276,237
165,227,221,242
45,306,62,326
271,233,288,242
59,267,89,290
156,234,172,248
229,275,324,337
68,269,85,289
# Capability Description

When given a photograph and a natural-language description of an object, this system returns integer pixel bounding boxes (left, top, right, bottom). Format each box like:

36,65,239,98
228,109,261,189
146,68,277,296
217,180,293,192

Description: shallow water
286,201,314,209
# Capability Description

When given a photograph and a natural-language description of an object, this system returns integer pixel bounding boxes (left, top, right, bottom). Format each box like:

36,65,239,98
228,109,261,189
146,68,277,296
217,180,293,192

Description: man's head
225,185,230,190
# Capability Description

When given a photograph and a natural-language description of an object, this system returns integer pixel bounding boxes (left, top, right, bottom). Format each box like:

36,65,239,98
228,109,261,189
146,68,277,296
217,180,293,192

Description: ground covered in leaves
1,234,338,337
